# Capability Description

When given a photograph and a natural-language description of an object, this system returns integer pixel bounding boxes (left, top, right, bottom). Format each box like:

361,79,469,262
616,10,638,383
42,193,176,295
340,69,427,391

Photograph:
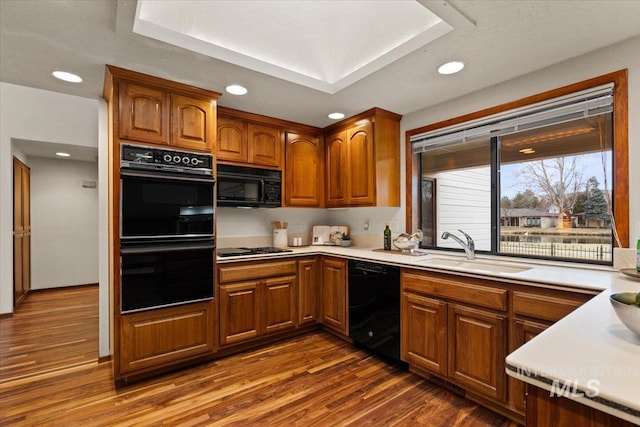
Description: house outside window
408,73,629,265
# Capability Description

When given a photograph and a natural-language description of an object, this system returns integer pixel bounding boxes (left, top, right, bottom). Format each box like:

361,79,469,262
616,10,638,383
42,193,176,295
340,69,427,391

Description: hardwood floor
0,286,518,426
0,285,99,382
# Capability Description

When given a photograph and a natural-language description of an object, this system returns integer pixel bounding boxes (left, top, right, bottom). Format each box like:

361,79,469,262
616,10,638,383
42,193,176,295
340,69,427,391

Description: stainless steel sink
417,257,532,274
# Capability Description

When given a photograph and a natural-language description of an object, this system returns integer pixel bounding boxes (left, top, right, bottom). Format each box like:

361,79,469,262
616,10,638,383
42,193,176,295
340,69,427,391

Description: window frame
405,70,629,251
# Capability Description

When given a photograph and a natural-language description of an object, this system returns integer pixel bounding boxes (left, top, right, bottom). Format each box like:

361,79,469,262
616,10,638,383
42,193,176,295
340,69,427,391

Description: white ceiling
133,1,469,93
1,0,640,130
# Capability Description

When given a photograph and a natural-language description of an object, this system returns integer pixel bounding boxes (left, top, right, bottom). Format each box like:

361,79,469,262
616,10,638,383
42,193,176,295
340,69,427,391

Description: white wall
0,83,99,314
29,157,98,289
402,35,640,247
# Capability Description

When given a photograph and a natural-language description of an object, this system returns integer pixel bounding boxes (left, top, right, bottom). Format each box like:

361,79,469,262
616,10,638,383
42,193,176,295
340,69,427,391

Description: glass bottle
384,224,391,251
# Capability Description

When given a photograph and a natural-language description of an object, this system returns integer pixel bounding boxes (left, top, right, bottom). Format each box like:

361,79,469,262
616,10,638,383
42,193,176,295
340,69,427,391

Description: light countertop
217,245,640,424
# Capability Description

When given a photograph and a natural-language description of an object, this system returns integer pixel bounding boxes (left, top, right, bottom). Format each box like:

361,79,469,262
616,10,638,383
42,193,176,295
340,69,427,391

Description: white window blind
411,83,614,153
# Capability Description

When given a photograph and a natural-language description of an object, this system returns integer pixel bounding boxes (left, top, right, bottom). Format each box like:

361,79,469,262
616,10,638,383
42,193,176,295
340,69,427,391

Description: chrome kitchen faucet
441,230,476,260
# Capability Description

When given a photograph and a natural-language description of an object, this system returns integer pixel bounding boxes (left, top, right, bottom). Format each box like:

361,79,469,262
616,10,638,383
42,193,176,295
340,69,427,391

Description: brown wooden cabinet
448,303,507,400
326,123,374,207
216,109,285,170
13,157,31,307
297,257,320,325
401,270,508,403
119,81,171,146
323,108,402,207
218,260,298,347
509,319,548,413
325,131,347,206
104,65,221,382
263,276,297,334
401,268,595,423
508,289,594,415
401,292,447,376
248,123,282,168
119,301,215,374
216,116,247,163
285,132,324,207
526,384,636,427
321,257,348,336
112,67,218,153
171,94,214,152
219,281,261,346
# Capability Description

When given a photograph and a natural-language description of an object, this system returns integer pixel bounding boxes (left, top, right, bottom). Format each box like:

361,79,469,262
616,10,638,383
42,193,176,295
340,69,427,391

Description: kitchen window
407,71,629,264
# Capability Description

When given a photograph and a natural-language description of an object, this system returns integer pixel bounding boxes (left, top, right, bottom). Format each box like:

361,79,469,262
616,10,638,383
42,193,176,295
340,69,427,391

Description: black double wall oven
119,144,215,313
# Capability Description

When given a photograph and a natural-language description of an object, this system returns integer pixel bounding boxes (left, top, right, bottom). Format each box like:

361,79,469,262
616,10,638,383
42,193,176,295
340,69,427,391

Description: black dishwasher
348,260,404,366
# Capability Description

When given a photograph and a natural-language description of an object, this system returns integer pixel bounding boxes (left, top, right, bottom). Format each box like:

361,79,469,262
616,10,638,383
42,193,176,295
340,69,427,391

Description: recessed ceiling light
52,71,83,83
437,61,465,75
55,152,71,157
518,148,536,154
328,112,345,120
225,84,248,95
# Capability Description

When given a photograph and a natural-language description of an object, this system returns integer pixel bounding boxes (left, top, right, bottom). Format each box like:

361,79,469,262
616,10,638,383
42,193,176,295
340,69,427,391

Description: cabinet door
285,132,324,207
216,116,247,163
119,81,170,145
325,131,347,207
248,123,282,168
219,281,261,346
171,94,213,152
448,303,507,401
298,257,319,325
321,257,348,335
401,292,447,376
263,276,297,334
346,121,375,206
119,301,214,373
509,319,549,413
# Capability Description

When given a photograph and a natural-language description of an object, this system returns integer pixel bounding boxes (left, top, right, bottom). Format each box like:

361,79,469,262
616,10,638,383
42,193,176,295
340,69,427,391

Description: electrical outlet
364,220,370,231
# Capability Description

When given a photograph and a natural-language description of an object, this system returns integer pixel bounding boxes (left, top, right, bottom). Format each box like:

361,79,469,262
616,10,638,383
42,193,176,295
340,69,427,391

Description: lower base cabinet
448,303,506,401
297,257,320,325
526,384,637,427
401,268,596,423
119,301,215,374
401,292,447,376
218,260,297,347
401,270,508,404
507,289,594,414
320,257,348,336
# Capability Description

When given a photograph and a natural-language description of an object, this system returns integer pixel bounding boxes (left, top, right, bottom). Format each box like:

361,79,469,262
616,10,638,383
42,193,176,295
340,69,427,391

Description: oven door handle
121,243,215,254
120,168,215,184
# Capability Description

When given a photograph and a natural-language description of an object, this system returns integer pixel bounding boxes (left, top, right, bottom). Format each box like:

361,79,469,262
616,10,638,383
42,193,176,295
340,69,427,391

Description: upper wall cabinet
171,94,214,152
216,108,286,170
107,65,220,153
217,116,247,163
119,81,171,145
323,108,402,207
285,132,324,207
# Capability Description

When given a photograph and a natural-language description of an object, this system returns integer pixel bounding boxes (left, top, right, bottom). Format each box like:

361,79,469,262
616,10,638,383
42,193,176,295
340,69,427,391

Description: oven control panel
121,144,213,175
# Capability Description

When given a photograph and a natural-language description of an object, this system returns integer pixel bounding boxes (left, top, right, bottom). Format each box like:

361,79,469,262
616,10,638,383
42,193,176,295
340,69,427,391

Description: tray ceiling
133,0,473,93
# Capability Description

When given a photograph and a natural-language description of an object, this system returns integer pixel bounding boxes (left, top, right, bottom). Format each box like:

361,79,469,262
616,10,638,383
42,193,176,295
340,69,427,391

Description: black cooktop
217,247,293,257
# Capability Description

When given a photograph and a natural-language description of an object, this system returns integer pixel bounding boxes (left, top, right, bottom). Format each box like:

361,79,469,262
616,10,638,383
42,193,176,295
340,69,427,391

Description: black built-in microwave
216,164,281,208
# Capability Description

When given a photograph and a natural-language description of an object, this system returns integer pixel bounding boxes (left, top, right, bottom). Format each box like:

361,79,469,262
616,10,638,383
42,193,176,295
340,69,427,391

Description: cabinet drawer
512,291,588,322
119,301,214,373
219,260,297,283
402,271,507,311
